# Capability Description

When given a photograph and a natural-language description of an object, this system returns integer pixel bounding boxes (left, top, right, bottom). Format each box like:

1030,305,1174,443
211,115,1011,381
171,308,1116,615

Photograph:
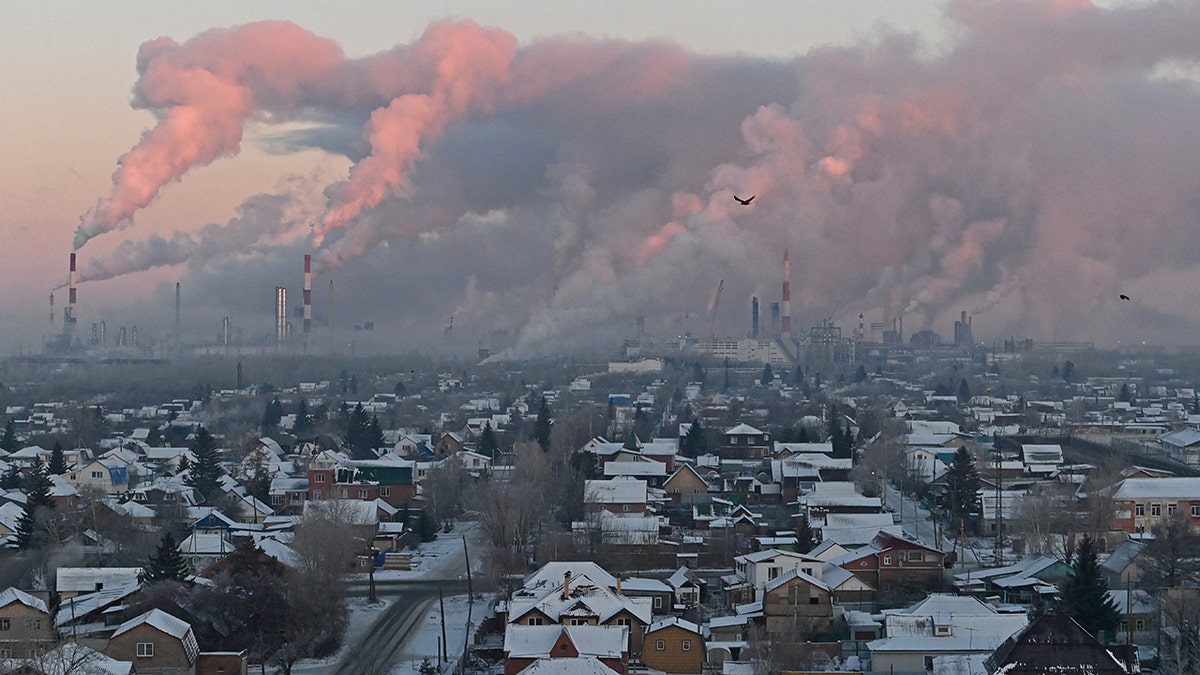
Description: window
1120,621,1128,632
0,619,9,631
682,640,692,652
1136,619,1146,631
24,618,40,630
809,596,820,605
380,486,391,497
358,488,369,499
1135,504,1145,516
924,655,934,670
528,618,544,626
883,555,892,566
1192,505,1200,517
1168,504,1177,516
271,495,283,505
313,491,322,500
908,552,924,561
802,567,813,576
653,597,663,608
91,471,103,479
0,649,9,659
570,619,588,626
137,643,154,658
622,504,630,512
314,474,326,483
768,567,781,580
935,626,952,636
655,640,666,652
1152,504,1162,517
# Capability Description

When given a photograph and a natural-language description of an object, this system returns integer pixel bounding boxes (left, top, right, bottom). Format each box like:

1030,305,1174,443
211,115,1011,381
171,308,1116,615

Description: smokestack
118,326,126,346
781,249,791,339
222,317,231,347
49,292,54,326
100,320,106,346
131,325,138,347
751,296,760,339
275,286,288,344
66,253,77,327
303,254,312,349
175,282,181,346
562,571,571,600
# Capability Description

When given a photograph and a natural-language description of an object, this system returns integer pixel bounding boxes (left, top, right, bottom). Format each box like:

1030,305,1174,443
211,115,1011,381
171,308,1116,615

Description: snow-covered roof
0,587,48,614
111,608,199,662
518,657,620,675
56,567,142,593
504,624,627,659
724,424,764,436
584,478,648,504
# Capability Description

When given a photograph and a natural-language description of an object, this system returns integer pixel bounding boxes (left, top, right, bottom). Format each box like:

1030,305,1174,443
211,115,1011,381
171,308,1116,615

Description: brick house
503,624,628,675
1104,477,1200,534
306,455,415,508
831,531,945,590
642,617,704,674
105,608,199,674
0,588,55,660
507,570,652,658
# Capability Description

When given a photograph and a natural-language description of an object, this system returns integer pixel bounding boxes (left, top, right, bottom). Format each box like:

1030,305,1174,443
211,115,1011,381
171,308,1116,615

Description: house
866,595,1028,673
64,459,129,496
985,612,1137,674
724,549,824,606
507,568,652,657
0,642,133,675
1100,539,1147,588
831,531,945,590
1109,588,1157,645
666,567,705,609
503,624,628,675
56,568,142,600
1104,477,1200,533
0,588,55,660
642,617,704,674
1020,443,1064,476
719,424,771,460
583,478,648,516
952,555,1072,604
759,568,840,637
105,608,199,674
663,466,710,506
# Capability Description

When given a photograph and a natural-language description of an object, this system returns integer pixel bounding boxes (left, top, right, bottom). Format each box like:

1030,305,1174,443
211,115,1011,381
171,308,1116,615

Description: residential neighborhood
0,346,1198,674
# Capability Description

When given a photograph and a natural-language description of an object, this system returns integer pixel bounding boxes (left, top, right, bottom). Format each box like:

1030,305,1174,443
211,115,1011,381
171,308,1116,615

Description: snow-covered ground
292,520,491,675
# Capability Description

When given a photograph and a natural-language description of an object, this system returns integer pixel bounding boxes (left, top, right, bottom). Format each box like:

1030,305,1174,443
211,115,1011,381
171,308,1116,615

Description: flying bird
1119,294,1131,301
733,195,755,206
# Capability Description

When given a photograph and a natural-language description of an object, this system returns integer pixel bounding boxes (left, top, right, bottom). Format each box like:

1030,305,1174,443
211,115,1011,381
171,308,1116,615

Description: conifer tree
185,425,223,502
942,447,982,533
48,441,68,475
0,420,18,453
0,465,21,490
293,398,313,437
261,396,284,431
1061,535,1121,641
534,396,552,452
682,420,707,458
478,422,499,457
139,531,189,585
760,364,774,386
15,462,55,550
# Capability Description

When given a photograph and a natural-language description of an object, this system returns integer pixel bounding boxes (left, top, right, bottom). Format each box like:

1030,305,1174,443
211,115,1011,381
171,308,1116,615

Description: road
885,482,983,569
334,525,484,675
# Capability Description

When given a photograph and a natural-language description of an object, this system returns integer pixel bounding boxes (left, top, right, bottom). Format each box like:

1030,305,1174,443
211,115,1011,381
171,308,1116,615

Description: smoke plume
79,0,1200,352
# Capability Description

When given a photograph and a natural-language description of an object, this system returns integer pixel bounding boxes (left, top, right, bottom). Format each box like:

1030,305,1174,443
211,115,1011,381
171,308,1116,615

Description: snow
291,520,490,675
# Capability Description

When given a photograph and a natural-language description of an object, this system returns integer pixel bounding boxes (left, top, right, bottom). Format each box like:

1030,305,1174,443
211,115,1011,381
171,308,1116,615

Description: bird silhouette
1119,294,1131,301
733,195,755,206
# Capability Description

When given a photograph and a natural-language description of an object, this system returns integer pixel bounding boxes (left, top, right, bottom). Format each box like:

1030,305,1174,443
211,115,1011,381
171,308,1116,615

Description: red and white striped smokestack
781,248,791,338
49,292,54,326
303,254,312,336
66,253,77,326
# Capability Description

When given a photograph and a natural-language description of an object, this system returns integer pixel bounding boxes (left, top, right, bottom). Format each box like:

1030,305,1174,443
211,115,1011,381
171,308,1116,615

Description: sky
2,0,1198,357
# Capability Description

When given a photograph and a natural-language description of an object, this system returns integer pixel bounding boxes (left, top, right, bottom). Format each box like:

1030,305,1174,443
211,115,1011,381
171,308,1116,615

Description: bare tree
0,640,116,674
469,441,555,576
1141,510,1200,588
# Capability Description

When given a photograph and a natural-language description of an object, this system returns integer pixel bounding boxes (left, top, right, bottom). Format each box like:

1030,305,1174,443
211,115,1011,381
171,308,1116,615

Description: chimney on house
562,571,571,600
615,575,622,595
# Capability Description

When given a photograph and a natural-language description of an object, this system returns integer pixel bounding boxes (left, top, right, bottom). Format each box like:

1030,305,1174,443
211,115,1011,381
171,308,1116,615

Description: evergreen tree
941,447,982,533
793,364,805,385
795,426,810,443
48,441,68,475
0,464,21,490
344,403,374,460
682,420,707,458
760,364,774,386
0,420,18,453
534,396,552,452
796,516,818,554
185,425,223,502
1118,383,1132,403
393,379,408,397
691,362,706,387
1061,535,1121,641
139,531,189,585
15,462,55,550
633,403,654,442
478,422,499,457
957,378,971,404
855,364,868,383
261,397,284,431
365,415,385,454
1062,360,1075,383
293,398,313,437
146,425,163,446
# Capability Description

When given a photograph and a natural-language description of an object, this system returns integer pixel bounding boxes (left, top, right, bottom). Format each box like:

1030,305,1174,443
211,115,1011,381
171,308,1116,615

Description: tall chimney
781,248,792,339
303,254,312,351
99,320,106,346
751,296,760,339
275,286,288,344
562,571,571,601
48,292,54,326
175,282,181,347
131,325,138,347
66,253,77,328
222,317,231,347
